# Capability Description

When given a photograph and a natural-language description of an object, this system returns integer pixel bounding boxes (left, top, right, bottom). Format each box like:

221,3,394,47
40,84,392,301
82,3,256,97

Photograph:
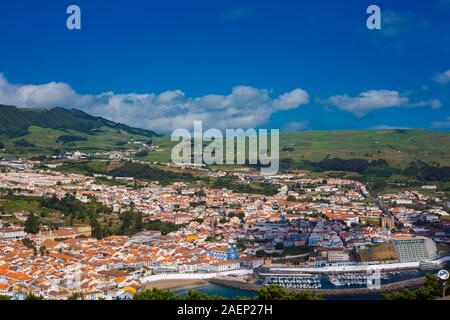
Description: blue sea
174,284,257,299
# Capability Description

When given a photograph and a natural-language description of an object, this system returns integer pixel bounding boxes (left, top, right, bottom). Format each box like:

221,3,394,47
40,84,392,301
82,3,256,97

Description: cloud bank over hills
0,73,309,133
0,73,445,132
328,90,441,117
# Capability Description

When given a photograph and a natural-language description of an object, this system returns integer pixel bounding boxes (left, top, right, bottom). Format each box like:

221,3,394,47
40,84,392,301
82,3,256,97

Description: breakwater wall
141,269,253,283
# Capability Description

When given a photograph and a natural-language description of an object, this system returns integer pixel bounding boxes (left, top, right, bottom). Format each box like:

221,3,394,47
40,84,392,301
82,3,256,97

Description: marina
328,272,395,287
263,274,321,289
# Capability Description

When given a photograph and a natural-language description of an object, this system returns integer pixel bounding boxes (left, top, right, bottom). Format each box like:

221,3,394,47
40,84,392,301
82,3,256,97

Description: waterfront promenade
140,269,254,284
267,256,450,274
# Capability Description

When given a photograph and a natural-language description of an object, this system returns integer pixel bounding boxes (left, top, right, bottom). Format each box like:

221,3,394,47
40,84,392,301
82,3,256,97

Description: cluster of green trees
134,285,323,300
146,219,181,235
68,292,85,300
40,194,112,222
312,158,391,174
134,288,226,300
24,213,40,234
117,211,144,236
383,274,445,300
20,196,182,239
109,163,195,186
14,139,36,148
0,293,44,300
403,161,450,181
25,293,44,300
284,157,450,183
57,135,87,144
134,150,149,157
116,211,181,236
211,177,278,196
22,238,48,256
89,217,113,240
58,161,101,174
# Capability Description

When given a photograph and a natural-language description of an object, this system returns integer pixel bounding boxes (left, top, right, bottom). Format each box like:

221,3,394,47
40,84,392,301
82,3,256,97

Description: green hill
277,129,450,167
0,105,159,155
1,104,449,170
144,129,450,167
0,104,158,137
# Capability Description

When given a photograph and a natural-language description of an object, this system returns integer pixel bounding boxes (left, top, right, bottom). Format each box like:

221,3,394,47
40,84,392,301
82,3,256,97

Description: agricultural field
146,129,450,167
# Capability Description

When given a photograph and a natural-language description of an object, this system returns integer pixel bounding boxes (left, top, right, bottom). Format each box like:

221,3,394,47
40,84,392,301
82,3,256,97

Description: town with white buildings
0,159,449,299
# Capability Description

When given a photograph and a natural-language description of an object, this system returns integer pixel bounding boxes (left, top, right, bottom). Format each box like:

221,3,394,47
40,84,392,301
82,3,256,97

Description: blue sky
0,0,449,132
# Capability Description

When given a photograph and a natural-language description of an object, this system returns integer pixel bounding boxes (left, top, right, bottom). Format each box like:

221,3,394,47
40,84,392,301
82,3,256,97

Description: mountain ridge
0,104,159,138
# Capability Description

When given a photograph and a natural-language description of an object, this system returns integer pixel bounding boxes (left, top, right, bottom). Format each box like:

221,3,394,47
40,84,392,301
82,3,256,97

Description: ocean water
173,284,257,299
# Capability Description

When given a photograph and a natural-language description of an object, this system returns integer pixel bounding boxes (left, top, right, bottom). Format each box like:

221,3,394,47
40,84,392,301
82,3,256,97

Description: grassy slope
1,128,449,167
146,129,450,167
0,125,151,156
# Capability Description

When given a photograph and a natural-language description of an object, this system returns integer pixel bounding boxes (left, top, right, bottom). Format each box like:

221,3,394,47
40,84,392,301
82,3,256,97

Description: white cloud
328,90,441,117
0,73,310,133
221,7,253,21
431,117,450,129
328,90,407,117
370,125,411,130
433,69,450,84
408,99,442,109
282,121,309,132
274,89,310,110
381,10,415,37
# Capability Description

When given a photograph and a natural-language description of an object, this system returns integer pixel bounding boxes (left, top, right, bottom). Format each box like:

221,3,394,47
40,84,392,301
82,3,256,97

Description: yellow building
186,234,199,242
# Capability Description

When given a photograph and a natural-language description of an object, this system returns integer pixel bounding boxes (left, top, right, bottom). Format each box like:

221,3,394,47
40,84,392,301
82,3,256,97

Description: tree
118,211,144,236
68,292,85,300
90,218,104,239
133,288,180,300
194,190,206,198
383,274,443,300
275,243,284,250
286,195,296,202
25,293,44,300
185,289,225,300
24,213,40,234
39,246,47,256
0,295,10,300
135,150,149,158
22,238,34,248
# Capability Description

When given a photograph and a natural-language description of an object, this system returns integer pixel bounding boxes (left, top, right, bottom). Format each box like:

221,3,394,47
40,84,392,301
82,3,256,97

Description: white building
208,260,240,272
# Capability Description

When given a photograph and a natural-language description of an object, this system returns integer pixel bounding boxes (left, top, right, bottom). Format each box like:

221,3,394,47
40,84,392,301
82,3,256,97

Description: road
365,184,399,225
